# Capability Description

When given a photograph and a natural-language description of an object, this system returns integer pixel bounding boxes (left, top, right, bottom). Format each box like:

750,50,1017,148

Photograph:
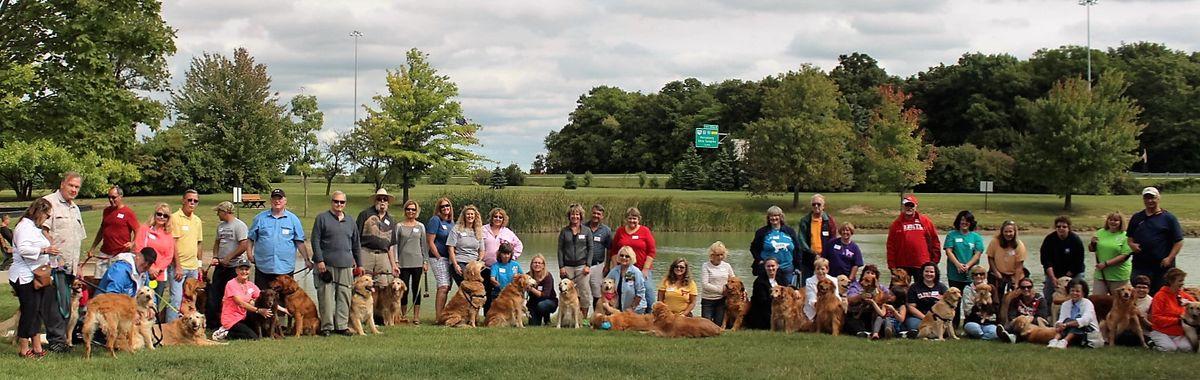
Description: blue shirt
97,260,142,297
822,237,863,278
761,228,796,269
248,210,306,275
491,260,523,290
943,230,985,283
1128,210,1184,265
607,265,647,313
426,216,453,258
587,223,613,266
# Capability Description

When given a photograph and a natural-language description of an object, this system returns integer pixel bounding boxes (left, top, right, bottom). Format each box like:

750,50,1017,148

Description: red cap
901,195,918,207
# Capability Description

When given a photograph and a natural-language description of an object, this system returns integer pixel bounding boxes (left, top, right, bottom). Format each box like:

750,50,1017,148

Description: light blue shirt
762,228,796,268
248,210,306,274
607,265,648,313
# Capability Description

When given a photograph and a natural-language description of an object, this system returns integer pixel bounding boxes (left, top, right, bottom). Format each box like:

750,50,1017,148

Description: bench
239,194,266,208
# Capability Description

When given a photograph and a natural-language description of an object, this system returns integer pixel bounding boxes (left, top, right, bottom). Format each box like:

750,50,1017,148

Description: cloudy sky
159,0,1199,169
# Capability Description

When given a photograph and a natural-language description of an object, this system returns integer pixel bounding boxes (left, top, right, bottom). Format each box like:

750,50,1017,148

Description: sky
158,0,1200,170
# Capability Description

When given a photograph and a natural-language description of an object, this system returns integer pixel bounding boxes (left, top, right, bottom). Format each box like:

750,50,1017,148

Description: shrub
503,163,526,186
649,176,660,189
425,164,454,185
563,171,577,189
471,169,491,185
583,171,593,187
637,171,647,188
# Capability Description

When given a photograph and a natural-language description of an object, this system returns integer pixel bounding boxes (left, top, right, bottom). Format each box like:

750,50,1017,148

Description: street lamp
1079,0,1097,89
350,30,363,126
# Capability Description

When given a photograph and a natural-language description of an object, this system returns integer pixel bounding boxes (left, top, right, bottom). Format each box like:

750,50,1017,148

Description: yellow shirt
659,278,698,314
985,238,1027,275
810,219,823,255
172,210,203,270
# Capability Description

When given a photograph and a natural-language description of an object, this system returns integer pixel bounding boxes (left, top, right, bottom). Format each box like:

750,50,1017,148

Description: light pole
350,30,363,126
1079,0,1097,89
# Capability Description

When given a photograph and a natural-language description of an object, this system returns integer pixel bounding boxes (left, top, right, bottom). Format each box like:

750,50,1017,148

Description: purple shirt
821,237,863,278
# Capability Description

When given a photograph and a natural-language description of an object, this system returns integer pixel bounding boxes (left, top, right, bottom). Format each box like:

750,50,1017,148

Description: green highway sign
695,125,720,148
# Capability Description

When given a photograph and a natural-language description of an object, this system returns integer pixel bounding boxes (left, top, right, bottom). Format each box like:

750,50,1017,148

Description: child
1049,278,1101,348
884,284,907,339
1132,275,1152,318
490,242,523,294
804,258,842,320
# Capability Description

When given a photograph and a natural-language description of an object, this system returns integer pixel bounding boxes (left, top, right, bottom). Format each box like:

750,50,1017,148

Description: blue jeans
528,299,558,326
903,316,923,333
644,269,657,307
777,264,796,287
964,322,998,340
701,298,726,327
165,266,200,322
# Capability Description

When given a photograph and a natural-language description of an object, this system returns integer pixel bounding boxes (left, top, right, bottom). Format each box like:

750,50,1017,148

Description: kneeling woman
214,260,273,340
526,254,557,326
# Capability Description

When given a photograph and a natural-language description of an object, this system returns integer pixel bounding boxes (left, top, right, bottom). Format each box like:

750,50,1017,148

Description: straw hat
372,188,396,203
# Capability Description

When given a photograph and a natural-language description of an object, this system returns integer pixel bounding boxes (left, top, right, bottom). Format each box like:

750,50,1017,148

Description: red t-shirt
99,206,139,257
610,225,656,270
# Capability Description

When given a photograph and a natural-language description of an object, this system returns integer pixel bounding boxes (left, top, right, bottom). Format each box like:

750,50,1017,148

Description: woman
904,262,949,336
845,265,892,339
804,258,841,320
700,241,734,326
426,197,454,319
482,207,522,314
134,203,175,303
1090,212,1132,295
986,220,1026,304
9,199,57,358
525,254,557,326
392,200,428,324
1003,277,1048,328
749,206,799,287
609,207,657,306
658,258,698,316
606,246,647,314
447,205,484,285
745,257,780,330
822,223,862,279
1049,278,1101,348
558,204,593,317
944,210,983,326
1148,268,1196,352
212,260,272,341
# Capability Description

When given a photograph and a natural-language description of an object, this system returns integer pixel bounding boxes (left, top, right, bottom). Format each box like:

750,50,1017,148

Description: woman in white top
1048,278,1101,348
8,199,59,358
804,258,843,320
700,241,734,327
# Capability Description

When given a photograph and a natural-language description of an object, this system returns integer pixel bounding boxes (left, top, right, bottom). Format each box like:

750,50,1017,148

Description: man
248,188,310,290
40,172,87,352
1127,187,1184,294
885,194,940,278
356,188,395,286
97,247,158,297
0,214,13,270
311,191,362,336
207,201,250,328
797,194,838,282
1039,216,1085,317
167,190,204,322
587,204,613,311
86,186,139,278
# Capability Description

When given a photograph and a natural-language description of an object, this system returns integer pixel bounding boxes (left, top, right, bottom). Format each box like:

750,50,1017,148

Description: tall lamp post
350,30,363,126
1079,0,1097,89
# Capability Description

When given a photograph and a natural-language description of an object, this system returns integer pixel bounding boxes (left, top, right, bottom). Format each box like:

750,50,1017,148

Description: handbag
32,264,53,289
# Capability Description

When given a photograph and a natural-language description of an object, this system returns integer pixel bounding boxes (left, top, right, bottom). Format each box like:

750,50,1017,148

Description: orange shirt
1150,287,1196,336
810,219,823,255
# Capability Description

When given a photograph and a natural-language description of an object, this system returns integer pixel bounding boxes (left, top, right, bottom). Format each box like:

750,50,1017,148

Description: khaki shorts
361,248,393,285
562,265,592,308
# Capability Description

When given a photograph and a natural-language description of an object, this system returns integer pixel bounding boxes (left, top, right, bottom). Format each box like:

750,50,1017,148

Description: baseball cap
1141,187,1160,198
901,195,918,207
213,201,235,213
270,188,285,198
231,257,251,268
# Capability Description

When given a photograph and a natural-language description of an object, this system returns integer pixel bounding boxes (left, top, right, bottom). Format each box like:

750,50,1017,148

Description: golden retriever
181,277,206,316
814,277,846,336
836,275,851,310
1101,285,1147,348
374,278,408,326
127,286,158,351
270,275,320,337
594,278,620,316
64,279,85,347
160,312,224,346
463,260,485,283
247,288,283,339
485,274,536,328
590,311,655,332
1180,302,1200,352
917,287,961,340
350,274,381,335
557,278,582,328
650,302,722,338
890,268,911,287
82,293,140,359
721,276,749,330
438,280,487,327
1049,276,1071,322
1011,314,1057,344
770,285,807,333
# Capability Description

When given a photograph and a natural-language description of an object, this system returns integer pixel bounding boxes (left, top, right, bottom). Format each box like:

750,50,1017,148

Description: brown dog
590,311,655,332
1180,302,1200,352
127,286,158,351
890,268,911,287
181,277,207,316
349,274,381,335
374,278,408,326
721,276,749,330
1088,294,1113,323
486,273,536,327
64,279,85,347
770,285,806,333
650,302,722,338
246,288,283,339
82,293,140,359
438,280,487,327
463,260,485,283
1011,315,1056,344
557,278,582,329
1102,285,1147,348
1049,276,1071,322
270,275,319,337
917,287,961,340
594,278,620,316
160,312,224,346
814,278,846,336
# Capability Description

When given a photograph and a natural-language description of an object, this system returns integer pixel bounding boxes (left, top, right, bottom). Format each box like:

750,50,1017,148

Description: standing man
797,194,838,282
357,188,395,286
86,186,139,278
41,172,86,353
1039,216,1085,317
207,201,250,328
167,190,204,322
1128,187,1184,294
248,188,311,290
311,191,362,336
587,204,613,310
886,194,941,278
1,214,13,270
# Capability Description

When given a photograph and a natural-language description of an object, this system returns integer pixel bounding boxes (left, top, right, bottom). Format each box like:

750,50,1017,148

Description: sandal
412,320,421,326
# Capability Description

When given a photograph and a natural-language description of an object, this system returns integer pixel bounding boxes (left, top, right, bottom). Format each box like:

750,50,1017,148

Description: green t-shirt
943,230,985,283
1094,229,1132,281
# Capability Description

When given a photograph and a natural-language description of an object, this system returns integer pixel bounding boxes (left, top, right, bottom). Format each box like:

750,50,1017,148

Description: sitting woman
213,260,273,341
606,246,647,314
844,265,891,339
658,258,698,316
745,257,781,330
525,254,557,326
1048,278,1101,348
1003,277,1048,329
803,258,842,321
963,266,1012,342
1148,268,1196,352
904,262,948,337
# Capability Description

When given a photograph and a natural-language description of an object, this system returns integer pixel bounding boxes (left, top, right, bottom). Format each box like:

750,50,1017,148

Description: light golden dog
1049,276,1071,322
64,279,85,347
270,275,320,337
770,285,806,333
890,268,911,287
590,311,655,332
650,302,722,338
1180,302,1200,352
438,280,487,327
917,287,961,340
463,260,485,283
350,274,381,335
557,278,582,328
721,276,749,330
1011,314,1056,344
374,278,408,326
486,274,536,327
159,312,224,346
836,275,851,310
594,278,620,316
82,293,140,359
126,286,158,351
814,277,846,336
1101,285,1147,348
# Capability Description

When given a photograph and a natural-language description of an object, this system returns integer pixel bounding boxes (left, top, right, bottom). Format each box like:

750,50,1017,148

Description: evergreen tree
489,167,507,189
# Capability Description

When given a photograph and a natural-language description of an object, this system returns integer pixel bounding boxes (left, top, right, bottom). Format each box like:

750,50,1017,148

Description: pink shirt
222,279,259,329
481,226,523,267
134,224,175,281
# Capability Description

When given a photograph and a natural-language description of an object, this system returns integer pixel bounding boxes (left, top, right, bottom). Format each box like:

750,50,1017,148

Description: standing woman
700,241,734,326
1090,212,1132,295
658,258,698,316
135,203,176,304
482,208,523,312
558,204,593,317
986,220,1026,304
525,254,557,326
822,223,863,279
9,199,57,358
392,200,429,324
943,211,984,326
749,206,800,287
608,207,658,306
447,205,484,285
425,197,455,320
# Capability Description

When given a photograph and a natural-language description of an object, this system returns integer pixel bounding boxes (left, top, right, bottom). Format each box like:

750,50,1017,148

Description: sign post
979,181,994,212
694,124,720,149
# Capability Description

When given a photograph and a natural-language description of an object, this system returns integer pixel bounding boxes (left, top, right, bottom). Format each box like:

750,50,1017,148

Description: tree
530,154,547,174
563,171,577,189
503,163,526,186
357,48,483,201
920,144,1014,193
669,146,705,190
489,167,506,189
129,127,225,195
0,140,74,199
1015,71,1144,210
316,137,351,196
344,125,390,191
904,53,1035,151
743,65,855,207
1107,42,1200,172
582,171,593,187
706,144,741,191
859,85,936,194
285,94,323,215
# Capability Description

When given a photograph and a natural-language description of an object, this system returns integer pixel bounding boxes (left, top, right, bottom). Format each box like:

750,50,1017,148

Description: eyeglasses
1019,286,1033,290
1056,225,1070,229
673,265,686,269
332,200,346,205
439,204,451,209
618,255,632,259
404,208,417,212
492,215,504,219
155,212,169,218
107,196,119,200
184,199,199,204
376,198,389,203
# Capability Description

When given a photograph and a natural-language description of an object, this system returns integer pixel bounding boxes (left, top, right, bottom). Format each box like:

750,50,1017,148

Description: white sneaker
212,327,229,341
1046,339,1060,348
1056,339,1070,349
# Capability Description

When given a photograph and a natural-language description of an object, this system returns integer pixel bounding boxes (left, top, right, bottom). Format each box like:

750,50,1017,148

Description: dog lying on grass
649,302,721,338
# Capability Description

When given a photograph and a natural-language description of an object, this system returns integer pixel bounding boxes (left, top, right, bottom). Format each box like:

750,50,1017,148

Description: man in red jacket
886,195,941,279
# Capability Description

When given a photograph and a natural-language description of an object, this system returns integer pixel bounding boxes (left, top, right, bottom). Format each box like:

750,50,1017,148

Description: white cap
1141,187,1160,198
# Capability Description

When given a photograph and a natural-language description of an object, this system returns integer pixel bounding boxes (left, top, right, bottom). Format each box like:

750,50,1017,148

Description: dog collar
604,293,616,301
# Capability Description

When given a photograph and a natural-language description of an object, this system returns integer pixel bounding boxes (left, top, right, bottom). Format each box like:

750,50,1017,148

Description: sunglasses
332,200,346,205
903,203,915,207
812,203,823,207
155,212,169,218
618,255,633,259
492,215,504,219
673,265,687,269
376,198,389,203
107,196,119,200
1056,225,1070,229
972,273,986,277
1019,286,1033,289
404,208,417,212
185,199,199,204
439,204,451,209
